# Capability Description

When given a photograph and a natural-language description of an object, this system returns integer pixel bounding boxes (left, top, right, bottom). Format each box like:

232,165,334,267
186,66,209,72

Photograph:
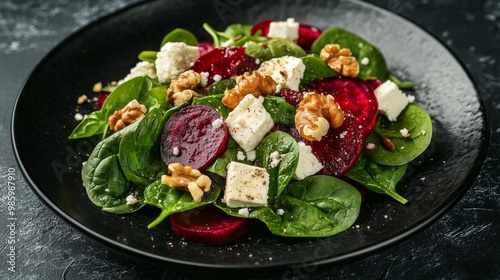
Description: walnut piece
108,99,147,132
167,70,202,106
319,44,359,78
295,92,344,141
161,163,212,202
222,71,276,109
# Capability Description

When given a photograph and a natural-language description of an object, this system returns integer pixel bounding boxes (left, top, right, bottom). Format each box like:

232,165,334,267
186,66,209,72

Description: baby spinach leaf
203,22,257,47
364,104,432,166
82,125,144,213
207,79,236,95
262,96,296,126
345,155,408,204
144,86,170,109
300,54,338,87
68,76,154,139
68,110,106,139
205,138,244,177
255,131,299,197
118,107,166,186
245,38,307,61
138,50,157,63
250,175,361,237
192,94,229,118
160,28,198,48
144,172,223,228
311,27,388,80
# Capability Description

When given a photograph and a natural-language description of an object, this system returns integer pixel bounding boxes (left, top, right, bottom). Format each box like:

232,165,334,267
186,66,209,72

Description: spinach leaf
205,138,244,177
311,27,388,80
250,175,361,237
82,125,144,214
160,28,198,48
364,104,432,166
118,107,166,186
300,54,338,87
68,76,154,139
262,96,296,126
138,50,157,63
144,86,170,109
245,38,307,61
144,172,223,228
255,131,299,197
192,94,229,118
345,155,408,204
203,22,259,47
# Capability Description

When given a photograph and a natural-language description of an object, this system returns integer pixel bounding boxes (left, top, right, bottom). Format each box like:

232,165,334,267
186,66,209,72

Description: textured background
1,0,499,279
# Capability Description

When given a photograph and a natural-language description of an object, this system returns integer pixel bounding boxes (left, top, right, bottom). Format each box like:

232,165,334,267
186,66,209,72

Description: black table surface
1,0,499,279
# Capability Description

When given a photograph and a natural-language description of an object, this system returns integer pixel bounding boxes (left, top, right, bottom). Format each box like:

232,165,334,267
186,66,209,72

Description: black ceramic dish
11,0,488,277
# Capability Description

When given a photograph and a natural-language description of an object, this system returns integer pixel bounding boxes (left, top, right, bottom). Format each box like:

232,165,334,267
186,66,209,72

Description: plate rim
10,0,490,274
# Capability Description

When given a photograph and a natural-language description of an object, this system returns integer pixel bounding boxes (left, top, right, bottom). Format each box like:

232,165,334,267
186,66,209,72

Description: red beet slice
160,105,229,171
190,47,259,86
274,88,304,107
96,92,109,109
290,111,363,177
250,20,322,50
170,205,251,245
303,77,379,138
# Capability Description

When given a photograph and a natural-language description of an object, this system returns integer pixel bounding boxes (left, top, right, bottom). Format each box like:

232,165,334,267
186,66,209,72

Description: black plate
11,0,488,277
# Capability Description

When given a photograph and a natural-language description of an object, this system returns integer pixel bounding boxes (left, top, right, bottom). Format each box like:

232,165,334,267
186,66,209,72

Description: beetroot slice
303,77,379,138
250,20,322,50
160,105,229,171
290,111,363,177
198,41,215,57
170,205,251,245
190,47,259,86
274,88,304,107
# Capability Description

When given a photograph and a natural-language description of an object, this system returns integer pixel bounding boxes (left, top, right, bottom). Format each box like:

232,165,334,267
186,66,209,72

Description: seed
382,136,396,152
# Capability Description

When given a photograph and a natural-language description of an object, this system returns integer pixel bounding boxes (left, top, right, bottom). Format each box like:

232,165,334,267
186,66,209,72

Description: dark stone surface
1,0,498,279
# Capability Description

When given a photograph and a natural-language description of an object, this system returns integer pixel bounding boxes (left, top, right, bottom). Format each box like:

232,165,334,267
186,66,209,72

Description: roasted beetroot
160,105,229,171
170,205,251,245
190,47,259,86
250,19,322,50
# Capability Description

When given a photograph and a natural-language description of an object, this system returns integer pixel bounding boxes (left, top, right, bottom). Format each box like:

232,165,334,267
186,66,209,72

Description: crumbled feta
236,150,246,161
172,146,180,156
360,57,370,65
366,143,376,150
74,113,84,121
126,195,138,205
119,61,157,84
238,208,250,217
246,150,256,161
200,71,209,87
224,162,269,208
155,42,200,83
374,80,413,121
267,18,299,41
400,128,409,137
225,94,274,152
269,151,282,168
211,118,223,129
294,142,323,180
277,209,285,215
213,74,222,82
257,55,305,91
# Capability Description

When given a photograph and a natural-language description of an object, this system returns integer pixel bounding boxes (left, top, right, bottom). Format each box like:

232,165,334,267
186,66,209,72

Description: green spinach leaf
255,131,299,197
300,54,338,87
192,94,229,118
160,28,198,48
262,96,296,126
207,79,236,95
364,104,432,166
245,38,307,61
311,27,388,80
345,155,408,204
250,175,361,237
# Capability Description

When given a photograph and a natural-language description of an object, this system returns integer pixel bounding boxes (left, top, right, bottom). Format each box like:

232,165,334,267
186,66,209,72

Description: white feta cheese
360,57,370,65
236,150,246,161
224,162,269,208
294,142,323,180
257,56,305,91
238,208,250,217
200,71,209,87
172,146,180,156
126,195,138,205
246,150,256,161
267,18,299,41
225,94,274,152
374,80,413,122
119,61,157,84
400,128,409,137
269,151,282,168
211,118,223,129
155,42,200,83
276,208,285,216
74,113,84,121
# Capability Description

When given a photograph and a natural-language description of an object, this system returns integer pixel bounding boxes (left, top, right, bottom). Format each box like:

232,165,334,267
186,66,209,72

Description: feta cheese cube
155,42,199,83
267,18,299,41
224,162,269,208
294,142,323,180
119,61,157,84
374,80,413,121
257,55,305,91
225,94,274,152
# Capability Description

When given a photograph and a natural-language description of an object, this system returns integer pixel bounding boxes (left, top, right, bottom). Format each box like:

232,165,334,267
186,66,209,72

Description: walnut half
161,163,212,202
295,92,344,141
167,70,202,106
108,99,147,132
222,71,276,109
320,44,359,78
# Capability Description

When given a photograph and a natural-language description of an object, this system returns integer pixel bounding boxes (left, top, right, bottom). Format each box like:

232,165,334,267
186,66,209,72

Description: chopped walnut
167,70,202,106
161,163,212,202
320,44,359,78
222,71,277,109
295,92,344,141
108,99,147,132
